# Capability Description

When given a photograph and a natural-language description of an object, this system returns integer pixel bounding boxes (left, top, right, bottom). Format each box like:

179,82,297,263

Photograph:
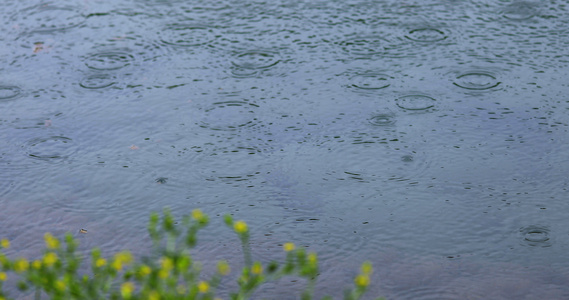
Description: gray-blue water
2,0,569,298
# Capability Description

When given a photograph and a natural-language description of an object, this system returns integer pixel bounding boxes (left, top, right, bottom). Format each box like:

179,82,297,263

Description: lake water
1,0,569,299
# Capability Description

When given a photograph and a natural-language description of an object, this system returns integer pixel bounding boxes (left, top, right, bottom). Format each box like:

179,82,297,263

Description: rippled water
2,0,569,298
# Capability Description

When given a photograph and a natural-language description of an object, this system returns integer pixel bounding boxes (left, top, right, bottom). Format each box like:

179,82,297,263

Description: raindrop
339,35,388,56
453,72,501,90
351,73,392,90
84,51,135,70
396,95,436,111
0,85,23,101
22,136,75,161
159,23,217,47
79,74,116,89
404,28,447,43
519,225,551,247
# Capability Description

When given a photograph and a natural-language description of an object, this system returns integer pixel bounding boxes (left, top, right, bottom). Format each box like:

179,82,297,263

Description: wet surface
2,0,569,298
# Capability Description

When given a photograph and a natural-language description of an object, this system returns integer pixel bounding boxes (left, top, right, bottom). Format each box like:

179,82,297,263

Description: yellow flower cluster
251,262,263,275
233,220,248,234
191,209,208,223
112,251,133,271
14,258,29,273
159,257,174,279
43,252,58,267
217,260,230,276
121,282,135,299
198,281,209,293
95,257,107,268
283,242,295,252
44,233,60,249
0,239,9,249
354,261,373,288
0,272,7,281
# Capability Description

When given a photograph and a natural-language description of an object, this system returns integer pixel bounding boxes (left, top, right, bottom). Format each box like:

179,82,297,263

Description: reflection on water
2,0,569,298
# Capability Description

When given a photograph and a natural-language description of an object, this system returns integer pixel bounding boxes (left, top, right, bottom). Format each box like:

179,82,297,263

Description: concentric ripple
79,74,116,89
229,50,281,77
159,23,217,47
84,50,135,71
453,72,501,91
396,95,436,111
339,35,388,56
350,72,392,90
14,4,85,33
0,85,23,101
404,28,448,43
199,101,259,131
519,225,551,247
368,113,396,126
501,2,539,21
22,136,75,161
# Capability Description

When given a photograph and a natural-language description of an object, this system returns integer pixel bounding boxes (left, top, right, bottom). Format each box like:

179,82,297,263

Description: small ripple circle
396,95,436,111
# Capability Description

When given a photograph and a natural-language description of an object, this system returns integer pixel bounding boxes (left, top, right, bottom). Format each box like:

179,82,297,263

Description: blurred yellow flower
32,260,42,269
112,251,133,271
0,272,7,281
121,282,135,299
307,252,318,265
0,239,9,249
192,209,204,221
283,242,295,252
44,233,60,249
95,258,107,267
149,290,160,300
55,280,66,292
161,257,174,270
43,252,58,267
217,260,230,275
139,265,151,276
361,261,373,275
233,220,248,234
14,258,29,273
198,281,209,293
354,274,370,288
251,262,263,275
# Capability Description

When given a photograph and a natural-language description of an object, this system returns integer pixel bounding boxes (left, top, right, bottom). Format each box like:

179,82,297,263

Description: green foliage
0,209,384,300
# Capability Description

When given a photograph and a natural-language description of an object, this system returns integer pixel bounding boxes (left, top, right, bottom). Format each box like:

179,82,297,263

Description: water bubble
22,136,74,161
404,28,448,43
199,101,259,131
0,85,23,101
396,95,436,111
453,72,501,91
519,225,551,247
501,2,539,21
339,35,388,56
84,50,135,70
159,23,217,47
351,73,392,90
79,74,116,89
13,4,85,33
368,114,396,126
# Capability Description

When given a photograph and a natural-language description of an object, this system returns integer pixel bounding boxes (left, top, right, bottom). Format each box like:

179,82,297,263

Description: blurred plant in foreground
0,209,384,300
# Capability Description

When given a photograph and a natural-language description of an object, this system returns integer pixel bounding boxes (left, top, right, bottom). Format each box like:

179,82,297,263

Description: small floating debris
79,229,87,234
